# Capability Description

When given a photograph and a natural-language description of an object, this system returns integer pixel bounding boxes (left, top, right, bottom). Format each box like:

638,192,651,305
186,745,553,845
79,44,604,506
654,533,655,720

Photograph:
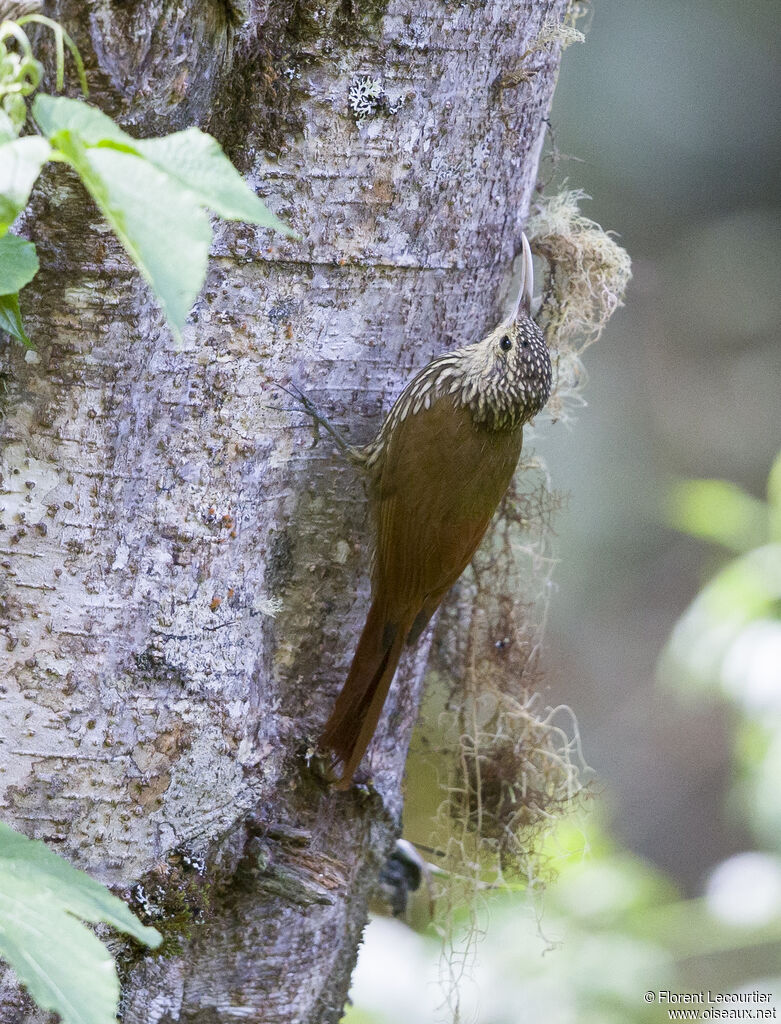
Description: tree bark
0,0,568,1020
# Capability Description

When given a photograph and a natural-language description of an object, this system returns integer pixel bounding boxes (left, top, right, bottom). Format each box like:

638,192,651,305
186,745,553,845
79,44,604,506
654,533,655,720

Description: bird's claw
274,379,355,457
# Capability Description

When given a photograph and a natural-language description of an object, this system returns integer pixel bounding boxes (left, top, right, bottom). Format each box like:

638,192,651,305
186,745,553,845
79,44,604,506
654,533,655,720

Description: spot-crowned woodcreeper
296,234,552,787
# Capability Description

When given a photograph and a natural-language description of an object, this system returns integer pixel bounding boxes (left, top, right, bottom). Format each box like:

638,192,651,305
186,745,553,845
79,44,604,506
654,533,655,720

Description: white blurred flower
705,852,781,927
721,620,781,712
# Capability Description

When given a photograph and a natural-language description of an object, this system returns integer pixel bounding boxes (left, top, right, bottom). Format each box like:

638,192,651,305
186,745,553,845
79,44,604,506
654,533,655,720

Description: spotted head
364,234,553,465
459,233,552,430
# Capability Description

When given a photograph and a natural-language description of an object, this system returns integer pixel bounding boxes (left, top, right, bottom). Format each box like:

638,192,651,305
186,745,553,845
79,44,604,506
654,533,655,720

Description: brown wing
373,395,523,622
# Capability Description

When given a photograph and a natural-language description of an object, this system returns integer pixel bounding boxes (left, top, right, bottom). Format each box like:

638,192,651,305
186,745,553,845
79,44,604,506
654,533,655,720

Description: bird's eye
499,335,512,352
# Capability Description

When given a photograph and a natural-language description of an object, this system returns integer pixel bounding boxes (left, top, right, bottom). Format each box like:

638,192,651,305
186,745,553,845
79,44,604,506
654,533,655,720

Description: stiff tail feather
320,598,407,788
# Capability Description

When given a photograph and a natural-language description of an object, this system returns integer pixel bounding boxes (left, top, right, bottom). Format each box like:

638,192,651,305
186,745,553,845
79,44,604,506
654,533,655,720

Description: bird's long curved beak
511,231,534,319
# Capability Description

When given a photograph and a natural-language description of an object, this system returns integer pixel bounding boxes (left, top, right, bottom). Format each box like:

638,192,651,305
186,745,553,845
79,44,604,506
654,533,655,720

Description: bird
292,233,552,788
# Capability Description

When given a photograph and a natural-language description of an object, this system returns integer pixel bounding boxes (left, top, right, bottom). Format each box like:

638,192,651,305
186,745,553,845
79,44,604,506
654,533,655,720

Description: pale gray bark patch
0,0,568,1019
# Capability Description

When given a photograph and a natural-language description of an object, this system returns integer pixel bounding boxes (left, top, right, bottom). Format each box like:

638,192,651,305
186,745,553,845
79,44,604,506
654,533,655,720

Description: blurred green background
345,1,781,1020
540,0,781,887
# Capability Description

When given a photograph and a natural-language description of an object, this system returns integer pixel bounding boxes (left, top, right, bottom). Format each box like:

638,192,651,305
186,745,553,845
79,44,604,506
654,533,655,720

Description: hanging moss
529,189,632,422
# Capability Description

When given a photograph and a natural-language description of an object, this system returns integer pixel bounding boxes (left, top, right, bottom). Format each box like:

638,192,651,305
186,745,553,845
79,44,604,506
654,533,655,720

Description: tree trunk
0,0,569,1020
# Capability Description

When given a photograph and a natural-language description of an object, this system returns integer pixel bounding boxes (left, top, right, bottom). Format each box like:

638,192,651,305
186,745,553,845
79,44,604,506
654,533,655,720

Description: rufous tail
320,598,407,788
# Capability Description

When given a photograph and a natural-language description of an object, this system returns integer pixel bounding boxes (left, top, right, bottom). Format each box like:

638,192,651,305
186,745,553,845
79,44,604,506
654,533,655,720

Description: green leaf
0,822,161,1024
135,128,298,236
667,477,768,553
31,94,295,338
32,94,135,150
33,98,295,235
658,543,781,694
55,132,211,339
0,292,32,347
16,14,90,98
0,110,18,144
768,450,781,543
0,873,119,1024
0,233,39,293
0,136,52,234
0,824,159,943
34,98,296,236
